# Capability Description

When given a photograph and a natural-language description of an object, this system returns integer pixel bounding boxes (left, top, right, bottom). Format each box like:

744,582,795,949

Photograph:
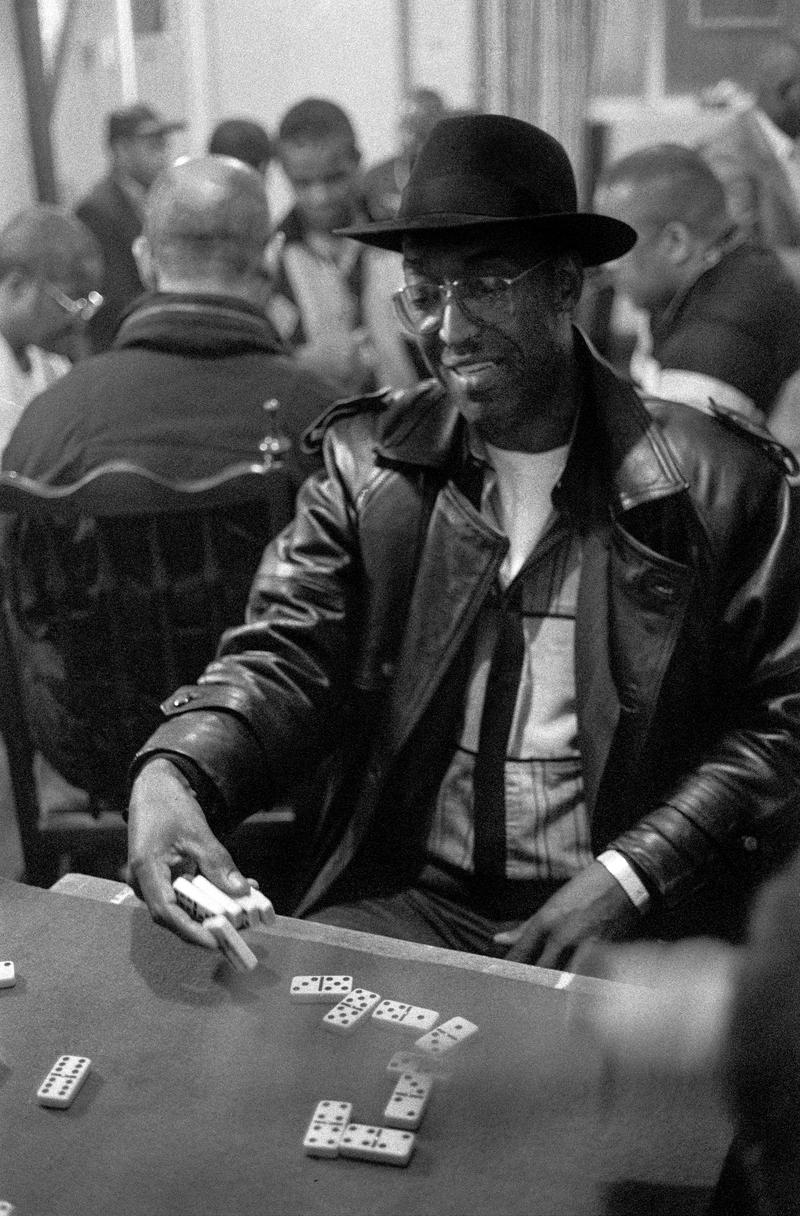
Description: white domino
414,1015,479,1056
0,1201,15,1214
36,1054,91,1108
290,975,353,1003
372,999,439,1033
173,875,243,928
202,915,258,972
188,875,246,928
302,1099,352,1158
237,887,276,927
0,961,15,989
383,1070,434,1129
322,988,382,1033
386,1050,450,1081
338,1123,415,1166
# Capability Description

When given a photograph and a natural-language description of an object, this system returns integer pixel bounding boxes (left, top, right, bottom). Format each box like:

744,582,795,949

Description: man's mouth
443,358,501,389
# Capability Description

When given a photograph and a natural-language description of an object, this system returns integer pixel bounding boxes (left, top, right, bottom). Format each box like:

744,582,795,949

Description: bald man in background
700,37,800,284
4,154,332,486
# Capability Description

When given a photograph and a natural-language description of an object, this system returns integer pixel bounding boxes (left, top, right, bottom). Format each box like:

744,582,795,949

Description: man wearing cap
76,103,185,352
126,115,800,969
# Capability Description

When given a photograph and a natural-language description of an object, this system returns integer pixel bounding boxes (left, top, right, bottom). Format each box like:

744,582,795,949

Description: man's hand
493,860,640,969
127,757,251,950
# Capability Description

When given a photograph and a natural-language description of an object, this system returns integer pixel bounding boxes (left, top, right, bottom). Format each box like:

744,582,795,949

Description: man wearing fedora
126,115,800,969
76,103,185,352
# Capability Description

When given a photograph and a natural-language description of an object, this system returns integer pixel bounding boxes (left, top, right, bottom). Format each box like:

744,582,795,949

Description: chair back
0,458,294,883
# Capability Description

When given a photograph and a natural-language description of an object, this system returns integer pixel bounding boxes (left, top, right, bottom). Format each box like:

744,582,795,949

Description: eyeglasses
43,282,104,322
392,257,552,336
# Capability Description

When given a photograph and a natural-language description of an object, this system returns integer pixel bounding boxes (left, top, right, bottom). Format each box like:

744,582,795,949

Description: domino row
289,975,479,1056
172,875,276,972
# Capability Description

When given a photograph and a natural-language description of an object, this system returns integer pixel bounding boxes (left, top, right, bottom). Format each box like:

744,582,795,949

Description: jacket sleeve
612,476,800,906
132,425,369,830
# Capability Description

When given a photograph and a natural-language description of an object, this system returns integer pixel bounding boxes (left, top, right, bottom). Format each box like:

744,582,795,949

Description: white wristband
596,850,651,912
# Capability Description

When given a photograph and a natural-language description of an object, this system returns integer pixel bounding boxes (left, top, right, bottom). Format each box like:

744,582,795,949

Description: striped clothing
426,445,592,882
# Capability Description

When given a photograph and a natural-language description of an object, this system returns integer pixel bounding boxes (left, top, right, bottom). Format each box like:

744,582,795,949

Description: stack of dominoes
172,874,275,972
291,973,479,1167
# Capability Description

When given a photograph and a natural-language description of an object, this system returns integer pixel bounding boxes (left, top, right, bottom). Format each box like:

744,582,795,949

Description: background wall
0,0,38,220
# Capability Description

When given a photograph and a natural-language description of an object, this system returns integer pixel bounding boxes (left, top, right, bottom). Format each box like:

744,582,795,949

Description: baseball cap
107,103,186,145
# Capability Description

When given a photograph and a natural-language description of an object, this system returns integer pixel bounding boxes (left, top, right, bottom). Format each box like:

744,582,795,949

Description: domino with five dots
36,1055,91,1109
290,975,353,1003
202,915,258,972
383,1069,434,1130
0,961,15,989
371,999,439,1033
338,1123,415,1167
414,1015,479,1057
302,1100,353,1158
322,988,382,1034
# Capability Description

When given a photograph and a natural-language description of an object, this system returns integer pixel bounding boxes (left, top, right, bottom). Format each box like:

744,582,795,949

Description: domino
302,1100,353,1158
372,999,439,1033
0,961,15,989
36,1054,91,1109
338,1123,415,1167
0,1201,15,1214
202,915,258,972
289,975,353,1003
383,1070,434,1130
322,988,382,1034
237,887,276,928
386,1050,450,1081
188,875,246,928
414,1015,479,1057
173,875,243,928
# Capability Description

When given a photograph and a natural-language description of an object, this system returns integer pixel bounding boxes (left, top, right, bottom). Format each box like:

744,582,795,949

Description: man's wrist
596,850,651,912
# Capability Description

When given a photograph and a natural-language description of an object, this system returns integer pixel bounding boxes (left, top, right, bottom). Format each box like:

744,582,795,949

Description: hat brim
337,212,636,266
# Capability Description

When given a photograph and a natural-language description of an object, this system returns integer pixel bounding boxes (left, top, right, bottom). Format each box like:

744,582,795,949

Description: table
0,877,732,1215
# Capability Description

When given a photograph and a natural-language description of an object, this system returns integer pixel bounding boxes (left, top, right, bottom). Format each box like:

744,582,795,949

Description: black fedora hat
339,113,635,266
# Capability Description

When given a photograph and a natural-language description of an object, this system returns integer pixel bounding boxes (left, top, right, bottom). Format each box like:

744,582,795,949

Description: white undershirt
483,441,569,586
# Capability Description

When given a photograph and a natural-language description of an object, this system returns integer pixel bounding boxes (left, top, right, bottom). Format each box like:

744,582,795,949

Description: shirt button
741,836,758,852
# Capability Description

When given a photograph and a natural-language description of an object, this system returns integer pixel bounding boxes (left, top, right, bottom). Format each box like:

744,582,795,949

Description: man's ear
660,220,693,264
132,235,157,289
553,255,584,314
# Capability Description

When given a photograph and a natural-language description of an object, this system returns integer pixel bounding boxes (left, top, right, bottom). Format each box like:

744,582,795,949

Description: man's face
279,135,361,234
30,256,103,354
402,231,575,448
594,181,677,314
116,132,172,189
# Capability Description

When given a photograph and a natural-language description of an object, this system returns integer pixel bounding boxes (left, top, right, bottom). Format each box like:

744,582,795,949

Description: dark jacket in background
3,292,332,488
75,174,147,353
648,239,800,420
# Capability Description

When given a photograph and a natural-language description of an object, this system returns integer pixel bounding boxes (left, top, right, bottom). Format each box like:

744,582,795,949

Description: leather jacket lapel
384,481,505,758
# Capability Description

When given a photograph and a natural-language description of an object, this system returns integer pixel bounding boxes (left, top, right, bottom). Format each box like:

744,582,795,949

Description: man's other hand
493,860,639,969
127,757,251,949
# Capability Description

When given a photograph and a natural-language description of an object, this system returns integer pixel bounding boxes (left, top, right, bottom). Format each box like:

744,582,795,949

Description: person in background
595,142,800,425
208,118,272,178
700,37,800,285
0,205,102,455
268,96,421,395
125,116,800,974
4,155,331,487
362,87,448,221
76,103,185,352
2,154,333,804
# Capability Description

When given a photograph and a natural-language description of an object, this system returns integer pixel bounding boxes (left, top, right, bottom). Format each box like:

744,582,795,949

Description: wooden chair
0,453,299,893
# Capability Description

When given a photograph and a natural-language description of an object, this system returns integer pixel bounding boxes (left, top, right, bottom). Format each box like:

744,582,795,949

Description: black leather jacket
137,334,800,924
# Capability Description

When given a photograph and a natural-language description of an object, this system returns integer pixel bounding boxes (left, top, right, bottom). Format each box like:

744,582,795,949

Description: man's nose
438,290,480,346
